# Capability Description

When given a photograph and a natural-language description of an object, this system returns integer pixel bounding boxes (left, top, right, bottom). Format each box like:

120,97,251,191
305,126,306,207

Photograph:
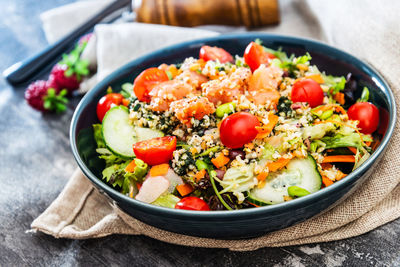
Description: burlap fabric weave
32,0,400,250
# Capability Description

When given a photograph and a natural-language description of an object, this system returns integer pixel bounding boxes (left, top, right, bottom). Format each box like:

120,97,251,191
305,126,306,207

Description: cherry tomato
96,93,124,122
244,41,276,72
175,196,210,211
133,68,169,103
199,45,233,63
219,112,260,149
291,78,324,108
133,136,177,165
348,102,380,134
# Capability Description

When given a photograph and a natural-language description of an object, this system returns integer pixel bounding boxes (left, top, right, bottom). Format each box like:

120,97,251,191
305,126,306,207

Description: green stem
207,169,233,211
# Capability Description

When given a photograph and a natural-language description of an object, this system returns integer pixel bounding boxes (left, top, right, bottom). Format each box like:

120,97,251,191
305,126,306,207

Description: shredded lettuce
322,133,363,150
219,165,257,194
302,123,336,140
323,74,346,95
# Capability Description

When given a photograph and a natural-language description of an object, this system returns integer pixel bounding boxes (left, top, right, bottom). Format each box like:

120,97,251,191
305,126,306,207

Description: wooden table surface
0,0,399,266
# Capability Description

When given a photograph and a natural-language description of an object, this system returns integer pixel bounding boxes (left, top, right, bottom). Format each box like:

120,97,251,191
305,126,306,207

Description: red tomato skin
133,68,169,103
219,112,260,149
244,41,276,72
133,136,177,166
199,46,233,63
348,102,380,134
96,93,124,122
291,79,324,108
175,197,210,211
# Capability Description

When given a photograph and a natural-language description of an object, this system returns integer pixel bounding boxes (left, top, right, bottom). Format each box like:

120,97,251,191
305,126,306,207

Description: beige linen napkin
32,0,400,250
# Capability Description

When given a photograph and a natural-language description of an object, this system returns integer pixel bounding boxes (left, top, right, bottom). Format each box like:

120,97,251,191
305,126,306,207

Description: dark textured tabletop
0,0,399,266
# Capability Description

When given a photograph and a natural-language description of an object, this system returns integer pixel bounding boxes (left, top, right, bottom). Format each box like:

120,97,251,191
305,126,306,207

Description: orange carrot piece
122,98,130,107
322,176,334,187
211,153,230,168
365,141,372,147
348,147,358,154
149,163,170,177
248,201,260,208
176,183,194,196
257,171,269,181
322,155,356,163
267,155,293,172
306,74,325,84
125,160,137,173
194,169,206,182
372,139,381,151
334,92,345,105
256,113,279,139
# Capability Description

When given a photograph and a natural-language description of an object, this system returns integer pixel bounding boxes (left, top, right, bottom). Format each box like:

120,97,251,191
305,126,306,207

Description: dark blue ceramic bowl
70,33,396,238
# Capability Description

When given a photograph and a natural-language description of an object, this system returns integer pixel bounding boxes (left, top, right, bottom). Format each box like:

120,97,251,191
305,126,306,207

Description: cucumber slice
102,106,137,159
151,194,181,209
248,156,322,205
135,127,164,142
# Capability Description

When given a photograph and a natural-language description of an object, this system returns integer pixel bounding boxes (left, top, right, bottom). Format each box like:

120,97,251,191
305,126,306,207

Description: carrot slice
257,171,269,181
125,160,137,173
211,153,230,168
267,155,293,172
322,155,356,163
194,169,206,182
372,139,381,151
149,163,170,177
348,147,358,154
122,98,130,107
176,183,194,196
333,92,345,105
322,176,334,187
256,113,279,139
248,202,260,208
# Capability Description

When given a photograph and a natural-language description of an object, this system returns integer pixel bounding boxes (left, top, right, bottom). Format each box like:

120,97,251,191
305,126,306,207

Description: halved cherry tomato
291,78,324,108
175,196,210,211
96,93,124,122
244,41,276,72
133,68,169,103
348,102,379,134
219,112,260,148
199,45,233,63
133,136,177,166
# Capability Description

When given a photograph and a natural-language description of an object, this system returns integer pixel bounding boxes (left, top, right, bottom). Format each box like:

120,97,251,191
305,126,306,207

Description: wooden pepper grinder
134,0,280,28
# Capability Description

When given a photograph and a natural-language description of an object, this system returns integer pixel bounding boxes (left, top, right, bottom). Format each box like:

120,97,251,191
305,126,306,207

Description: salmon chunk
201,67,251,105
169,96,216,126
247,64,282,105
149,80,195,112
175,70,208,90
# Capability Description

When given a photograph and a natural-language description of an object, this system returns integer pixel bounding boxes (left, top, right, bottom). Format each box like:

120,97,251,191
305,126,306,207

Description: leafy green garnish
60,43,89,80
43,88,69,113
323,75,346,95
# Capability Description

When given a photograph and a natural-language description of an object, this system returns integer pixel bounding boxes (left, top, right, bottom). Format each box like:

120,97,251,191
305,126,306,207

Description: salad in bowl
92,40,383,211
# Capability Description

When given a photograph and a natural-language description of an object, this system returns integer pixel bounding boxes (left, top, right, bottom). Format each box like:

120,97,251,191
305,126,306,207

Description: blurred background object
135,0,280,28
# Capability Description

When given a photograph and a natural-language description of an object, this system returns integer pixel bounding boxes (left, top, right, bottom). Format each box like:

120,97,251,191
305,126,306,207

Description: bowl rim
70,33,396,218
